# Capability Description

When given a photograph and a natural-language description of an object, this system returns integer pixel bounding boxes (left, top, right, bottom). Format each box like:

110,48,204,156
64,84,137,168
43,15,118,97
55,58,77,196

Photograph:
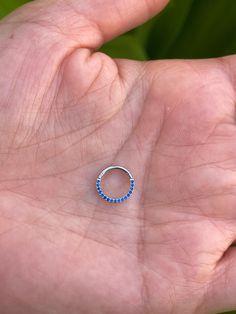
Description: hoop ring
96,166,135,203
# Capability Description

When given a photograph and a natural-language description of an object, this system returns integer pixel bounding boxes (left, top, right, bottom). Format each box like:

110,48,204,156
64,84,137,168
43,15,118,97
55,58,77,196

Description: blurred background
0,0,236,313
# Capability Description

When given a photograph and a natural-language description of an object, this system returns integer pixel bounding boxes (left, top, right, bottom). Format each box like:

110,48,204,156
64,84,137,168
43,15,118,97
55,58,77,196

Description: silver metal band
98,165,133,180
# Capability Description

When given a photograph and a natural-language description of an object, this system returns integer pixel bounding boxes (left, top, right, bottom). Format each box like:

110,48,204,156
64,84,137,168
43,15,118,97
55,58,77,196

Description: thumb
207,247,236,313
4,0,169,48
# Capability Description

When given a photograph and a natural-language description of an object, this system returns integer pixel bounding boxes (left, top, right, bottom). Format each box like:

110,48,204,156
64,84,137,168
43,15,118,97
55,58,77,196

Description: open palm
0,1,236,313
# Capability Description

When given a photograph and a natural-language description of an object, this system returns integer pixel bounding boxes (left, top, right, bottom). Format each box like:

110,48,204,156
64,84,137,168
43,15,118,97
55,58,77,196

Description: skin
0,0,235,313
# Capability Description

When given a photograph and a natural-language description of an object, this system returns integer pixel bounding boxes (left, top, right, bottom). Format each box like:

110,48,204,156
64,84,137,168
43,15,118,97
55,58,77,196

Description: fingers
67,0,169,43
206,247,236,313
2,0,169,48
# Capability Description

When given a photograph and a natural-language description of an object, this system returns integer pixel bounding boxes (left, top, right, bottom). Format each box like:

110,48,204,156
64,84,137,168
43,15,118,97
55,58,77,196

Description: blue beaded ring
96,166,135,203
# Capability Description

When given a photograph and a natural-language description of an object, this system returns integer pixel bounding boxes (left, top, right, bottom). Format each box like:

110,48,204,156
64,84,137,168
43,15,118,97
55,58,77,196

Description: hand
0,1,235,313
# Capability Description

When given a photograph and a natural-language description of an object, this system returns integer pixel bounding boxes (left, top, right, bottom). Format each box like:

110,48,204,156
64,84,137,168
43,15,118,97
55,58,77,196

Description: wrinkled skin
0,0,236,313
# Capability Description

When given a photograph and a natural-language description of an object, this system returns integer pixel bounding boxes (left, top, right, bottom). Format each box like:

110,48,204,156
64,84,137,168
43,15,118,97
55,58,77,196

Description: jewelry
96,166,135,203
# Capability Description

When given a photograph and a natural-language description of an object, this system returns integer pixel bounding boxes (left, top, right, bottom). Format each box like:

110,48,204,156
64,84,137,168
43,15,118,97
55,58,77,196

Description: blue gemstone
114,199,117,203
103,195,107,200
106,198,111,202
124,196,128,200
120,198,124,202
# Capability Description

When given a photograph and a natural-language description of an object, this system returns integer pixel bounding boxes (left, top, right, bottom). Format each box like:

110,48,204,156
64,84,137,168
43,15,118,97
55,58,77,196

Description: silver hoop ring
96,166,135,203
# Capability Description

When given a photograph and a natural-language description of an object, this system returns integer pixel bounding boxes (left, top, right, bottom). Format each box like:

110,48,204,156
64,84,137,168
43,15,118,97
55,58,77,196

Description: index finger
1,0,169,49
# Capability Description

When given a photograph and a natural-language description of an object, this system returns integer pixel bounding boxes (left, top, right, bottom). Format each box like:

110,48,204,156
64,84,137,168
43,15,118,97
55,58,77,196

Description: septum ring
96,166,135,203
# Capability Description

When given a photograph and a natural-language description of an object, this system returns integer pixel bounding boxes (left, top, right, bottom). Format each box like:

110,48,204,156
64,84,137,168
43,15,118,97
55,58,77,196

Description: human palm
0,1,236,313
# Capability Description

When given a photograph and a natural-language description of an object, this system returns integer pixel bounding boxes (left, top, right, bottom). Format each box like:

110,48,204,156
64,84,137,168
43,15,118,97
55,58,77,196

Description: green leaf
100,34,147,60
131,15,161,48
145,0,194,59
163,0,236,58
0,0,30,18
